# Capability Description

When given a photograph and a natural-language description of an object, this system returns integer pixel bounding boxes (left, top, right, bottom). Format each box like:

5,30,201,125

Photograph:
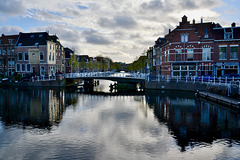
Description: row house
154,38,166,75
49,35,65,74
0,34,19,76
64,47,74,73
213,23,240,76
10,32,66,77
15,32,65,76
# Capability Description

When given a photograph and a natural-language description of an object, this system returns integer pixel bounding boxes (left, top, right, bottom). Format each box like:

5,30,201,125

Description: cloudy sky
0,0,239,63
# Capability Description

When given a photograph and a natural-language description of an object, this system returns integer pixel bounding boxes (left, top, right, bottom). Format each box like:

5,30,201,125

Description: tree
69,55,79,73
88,59,94,72
126,55,147,72
79,57,86,71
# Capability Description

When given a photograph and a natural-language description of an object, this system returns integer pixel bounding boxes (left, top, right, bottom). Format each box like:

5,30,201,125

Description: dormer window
39,34,43,37
224,32,233,39
35,42,39,46
204,28,209,39
224,28,233,40
30,35,34,38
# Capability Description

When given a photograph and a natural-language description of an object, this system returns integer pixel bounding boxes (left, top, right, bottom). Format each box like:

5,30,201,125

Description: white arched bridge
65,72,149,83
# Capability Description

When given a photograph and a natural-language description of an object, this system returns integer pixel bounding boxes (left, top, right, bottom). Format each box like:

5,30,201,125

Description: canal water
0,81,239,160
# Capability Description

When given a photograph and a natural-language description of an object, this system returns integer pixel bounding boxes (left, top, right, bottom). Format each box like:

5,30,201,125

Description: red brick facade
156,15,219,77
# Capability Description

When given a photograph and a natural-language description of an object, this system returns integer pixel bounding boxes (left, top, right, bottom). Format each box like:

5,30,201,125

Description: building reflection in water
0,88,69,129
145,90,240,152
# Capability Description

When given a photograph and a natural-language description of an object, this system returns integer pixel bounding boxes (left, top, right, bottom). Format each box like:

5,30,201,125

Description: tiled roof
16,32,49,46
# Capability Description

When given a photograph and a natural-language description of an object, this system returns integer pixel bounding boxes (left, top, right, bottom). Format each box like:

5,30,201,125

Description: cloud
98,15,138,29
0,25,23,35
82,29,112,45
0,0,25,16
141,0,164,11
0,0,233,63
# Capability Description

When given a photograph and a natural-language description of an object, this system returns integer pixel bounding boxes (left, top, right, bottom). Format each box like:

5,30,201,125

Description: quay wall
2,79,81,88
145,81,240,100
145,81,208,92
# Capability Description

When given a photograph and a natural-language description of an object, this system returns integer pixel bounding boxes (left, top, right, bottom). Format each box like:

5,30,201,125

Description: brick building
0,34,19,76
213,23,240,76
159,15,220,77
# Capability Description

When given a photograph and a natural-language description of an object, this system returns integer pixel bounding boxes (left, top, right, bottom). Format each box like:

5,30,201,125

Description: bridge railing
65,72,150,80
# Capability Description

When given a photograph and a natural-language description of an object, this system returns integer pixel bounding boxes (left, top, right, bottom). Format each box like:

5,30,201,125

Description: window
8,58,15,67
27,64,31,72
0,40,2,44
224,32,233,40
175,49,182,61
22,64,25,72
219,47,227,60
9,39,13,44
49,52,51,61
24,53,29,61
0,49,1,55
18,52,23,61
16,64,20,72
52,53,54,61
230,46,238,59
181,34,188,43
2,48,6,55
187,49,194,60
40,52,44,61
50,44,51,50
203,48,211,61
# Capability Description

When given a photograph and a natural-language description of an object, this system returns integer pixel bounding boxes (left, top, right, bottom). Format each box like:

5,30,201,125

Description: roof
16,32,49,46
0,34,19,45
213,26,240,40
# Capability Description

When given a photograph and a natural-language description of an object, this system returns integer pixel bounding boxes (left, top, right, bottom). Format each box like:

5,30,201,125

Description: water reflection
145,90,240,152
0,88,240,159
0,88,66,129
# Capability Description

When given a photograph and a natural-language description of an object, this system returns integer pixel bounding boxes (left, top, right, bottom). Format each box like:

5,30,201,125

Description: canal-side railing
148,75,240,96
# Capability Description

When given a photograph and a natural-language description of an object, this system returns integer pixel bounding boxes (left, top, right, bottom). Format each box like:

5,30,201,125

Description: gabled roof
16,32,49,46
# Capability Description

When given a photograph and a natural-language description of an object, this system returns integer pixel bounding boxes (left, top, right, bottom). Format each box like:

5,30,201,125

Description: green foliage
69,55,79,72
127,55,147,72
79,57,86,70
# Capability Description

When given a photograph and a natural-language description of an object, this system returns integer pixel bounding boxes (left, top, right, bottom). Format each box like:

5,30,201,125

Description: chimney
193,19,195,25
232,22,236,27
169,29,171,33
201,18,203,23
182,15,188,23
